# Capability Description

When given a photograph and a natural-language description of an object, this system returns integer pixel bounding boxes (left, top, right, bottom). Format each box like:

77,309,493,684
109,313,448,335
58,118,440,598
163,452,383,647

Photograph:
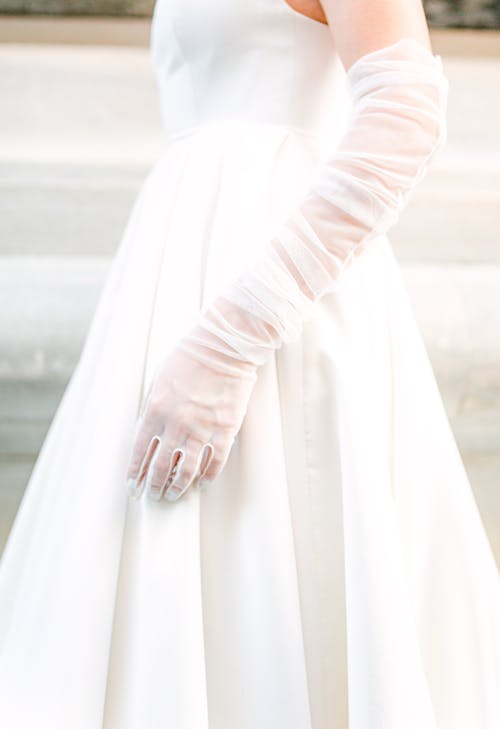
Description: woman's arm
178,0,448,371
127,0,448,500
324,0,433,69
285,0,431,65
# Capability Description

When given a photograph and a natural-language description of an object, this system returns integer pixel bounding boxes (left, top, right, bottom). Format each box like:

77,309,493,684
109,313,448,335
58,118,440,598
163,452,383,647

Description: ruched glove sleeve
177,36,449,373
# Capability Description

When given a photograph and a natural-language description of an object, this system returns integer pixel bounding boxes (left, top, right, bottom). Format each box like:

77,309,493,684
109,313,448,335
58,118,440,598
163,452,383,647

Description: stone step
0,45,499,262
1,256,499,376
0,256,498,454
0,1,155,16
1,18,499,52
0,456,35,555
1,161,499,262
0,257,107,381
391,167,500,263
0,161,145,257
1,46,498,158
400,264,500,453
0,44,164,166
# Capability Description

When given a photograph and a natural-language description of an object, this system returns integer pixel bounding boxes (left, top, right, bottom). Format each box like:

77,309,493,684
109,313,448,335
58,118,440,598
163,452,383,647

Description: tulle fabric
191,38,449,368
0,118,499,729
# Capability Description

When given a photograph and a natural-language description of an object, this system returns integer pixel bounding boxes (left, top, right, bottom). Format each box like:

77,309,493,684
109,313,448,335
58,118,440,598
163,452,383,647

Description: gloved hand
127,36,448,502
126,313,259,501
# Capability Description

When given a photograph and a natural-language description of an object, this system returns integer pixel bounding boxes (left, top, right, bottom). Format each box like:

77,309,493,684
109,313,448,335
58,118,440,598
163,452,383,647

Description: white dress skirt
0,1,499,728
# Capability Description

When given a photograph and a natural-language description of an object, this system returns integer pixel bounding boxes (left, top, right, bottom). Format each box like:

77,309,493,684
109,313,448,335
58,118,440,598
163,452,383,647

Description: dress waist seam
162,118,328,146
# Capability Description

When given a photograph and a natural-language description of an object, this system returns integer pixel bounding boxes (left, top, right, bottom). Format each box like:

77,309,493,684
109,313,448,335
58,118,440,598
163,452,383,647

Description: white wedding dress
0,1,499,727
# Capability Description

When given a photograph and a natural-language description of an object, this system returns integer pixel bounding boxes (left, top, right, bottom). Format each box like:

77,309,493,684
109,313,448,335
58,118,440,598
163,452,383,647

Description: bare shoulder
283,0,328,25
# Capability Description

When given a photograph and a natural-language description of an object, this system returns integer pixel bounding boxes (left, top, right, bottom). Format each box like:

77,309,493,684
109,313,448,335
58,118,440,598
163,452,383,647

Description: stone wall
0,1,155,16
0,0,499,27
424,0,500,27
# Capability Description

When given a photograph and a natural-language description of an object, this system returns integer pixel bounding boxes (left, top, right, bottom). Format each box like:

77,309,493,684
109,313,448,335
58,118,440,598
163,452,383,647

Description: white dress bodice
150,0,350,144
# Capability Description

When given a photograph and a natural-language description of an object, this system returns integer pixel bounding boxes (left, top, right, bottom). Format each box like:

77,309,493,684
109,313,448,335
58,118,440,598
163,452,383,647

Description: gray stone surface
424,0,500,28
0,163,144,256
1,1,500,29
0,457,35,554
0,1,154,15
0,45,164,166
2,257,500,383
0,257,108,379
462,450,500,564
1,48,499,261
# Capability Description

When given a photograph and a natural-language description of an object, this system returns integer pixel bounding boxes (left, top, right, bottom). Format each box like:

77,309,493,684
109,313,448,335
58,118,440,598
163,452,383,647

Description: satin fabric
0,1,499,727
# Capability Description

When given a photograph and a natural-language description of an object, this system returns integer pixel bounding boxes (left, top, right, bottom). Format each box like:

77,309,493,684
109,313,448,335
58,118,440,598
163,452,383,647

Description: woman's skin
284,0,433,72
284,0,328,24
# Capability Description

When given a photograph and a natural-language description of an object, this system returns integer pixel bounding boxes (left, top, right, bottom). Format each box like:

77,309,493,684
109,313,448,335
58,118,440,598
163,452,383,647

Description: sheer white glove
126,37,448,503
126,329,258,501
181,37,449,370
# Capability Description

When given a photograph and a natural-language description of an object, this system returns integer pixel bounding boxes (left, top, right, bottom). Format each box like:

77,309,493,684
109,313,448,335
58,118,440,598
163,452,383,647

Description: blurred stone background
0,0,156,13
425,0,500,27
0,1,154,14
0,4,499,571
0,0,498,26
